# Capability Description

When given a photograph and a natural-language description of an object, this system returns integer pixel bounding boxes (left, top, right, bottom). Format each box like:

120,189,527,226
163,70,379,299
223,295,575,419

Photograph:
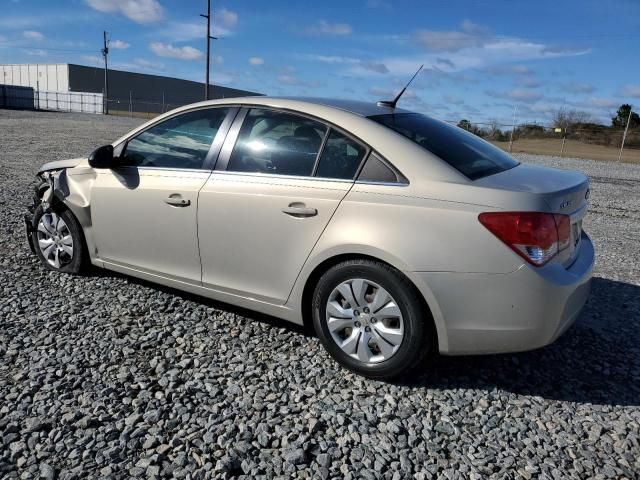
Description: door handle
282,202,317,218
164,194,191,207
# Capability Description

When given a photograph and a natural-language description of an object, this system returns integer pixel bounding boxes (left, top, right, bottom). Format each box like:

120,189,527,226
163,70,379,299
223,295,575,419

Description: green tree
457,119,472,130
612,104,640,128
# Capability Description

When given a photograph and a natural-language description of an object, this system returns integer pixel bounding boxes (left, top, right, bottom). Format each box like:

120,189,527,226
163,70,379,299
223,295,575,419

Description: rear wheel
312,259,430,379
32,204,87,274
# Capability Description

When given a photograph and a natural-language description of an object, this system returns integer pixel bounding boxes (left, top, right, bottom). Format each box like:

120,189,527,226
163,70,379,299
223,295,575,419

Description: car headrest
294,126,322,145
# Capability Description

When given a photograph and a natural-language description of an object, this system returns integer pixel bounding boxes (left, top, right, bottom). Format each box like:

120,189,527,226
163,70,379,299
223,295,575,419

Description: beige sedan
26,97,594,379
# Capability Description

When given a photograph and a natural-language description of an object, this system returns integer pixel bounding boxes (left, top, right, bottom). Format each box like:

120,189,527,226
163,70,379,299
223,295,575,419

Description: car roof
189,96,414,117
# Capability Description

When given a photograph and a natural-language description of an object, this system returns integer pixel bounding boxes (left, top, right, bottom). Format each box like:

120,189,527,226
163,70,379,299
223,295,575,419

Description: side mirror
88,145,116,168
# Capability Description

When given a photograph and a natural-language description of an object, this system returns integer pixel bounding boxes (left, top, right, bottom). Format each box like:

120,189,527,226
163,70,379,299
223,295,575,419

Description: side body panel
91,167,210,283
285,182,531,350
198,172,351,304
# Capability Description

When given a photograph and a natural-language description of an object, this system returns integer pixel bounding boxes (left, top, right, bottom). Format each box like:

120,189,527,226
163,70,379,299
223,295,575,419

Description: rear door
91,106,236,283
198,107,368,304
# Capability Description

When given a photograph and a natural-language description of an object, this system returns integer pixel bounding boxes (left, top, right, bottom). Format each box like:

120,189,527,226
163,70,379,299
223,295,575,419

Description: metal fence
106,96,181,119
447,120,640,163
106,90,238,119
0,84,103,114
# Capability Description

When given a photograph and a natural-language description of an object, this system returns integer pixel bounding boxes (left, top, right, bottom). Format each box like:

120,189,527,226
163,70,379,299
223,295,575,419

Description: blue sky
1,0,639,125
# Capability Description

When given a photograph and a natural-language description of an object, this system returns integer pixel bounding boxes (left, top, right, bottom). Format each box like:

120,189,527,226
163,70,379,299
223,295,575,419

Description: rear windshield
369,113,519,180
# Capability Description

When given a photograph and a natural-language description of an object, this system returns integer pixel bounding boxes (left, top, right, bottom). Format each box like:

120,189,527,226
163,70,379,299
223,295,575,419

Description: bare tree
552,108,593,131
487,118,501,139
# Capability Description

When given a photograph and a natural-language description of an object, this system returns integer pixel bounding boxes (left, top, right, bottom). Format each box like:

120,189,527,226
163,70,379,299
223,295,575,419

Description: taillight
478,212,571,266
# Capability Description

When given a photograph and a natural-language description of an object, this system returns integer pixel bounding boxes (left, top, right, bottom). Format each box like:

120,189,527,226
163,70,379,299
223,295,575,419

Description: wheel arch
298,252,446,352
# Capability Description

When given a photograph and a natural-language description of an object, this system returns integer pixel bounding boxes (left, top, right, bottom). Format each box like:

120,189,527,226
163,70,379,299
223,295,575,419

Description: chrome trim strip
354,180,410,187
209,169,354,184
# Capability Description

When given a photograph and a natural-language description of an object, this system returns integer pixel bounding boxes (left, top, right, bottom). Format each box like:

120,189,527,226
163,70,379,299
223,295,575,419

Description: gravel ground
1,109,639,480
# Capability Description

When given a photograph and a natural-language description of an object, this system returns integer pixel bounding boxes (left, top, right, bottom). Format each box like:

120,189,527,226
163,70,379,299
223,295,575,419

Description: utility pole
102,31,109,114
508,104,518,153
618,107,633,161
200,0,218,100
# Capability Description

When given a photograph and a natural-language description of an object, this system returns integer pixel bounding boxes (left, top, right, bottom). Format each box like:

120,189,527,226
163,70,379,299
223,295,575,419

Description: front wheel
32,204,87,274
312,259,430,379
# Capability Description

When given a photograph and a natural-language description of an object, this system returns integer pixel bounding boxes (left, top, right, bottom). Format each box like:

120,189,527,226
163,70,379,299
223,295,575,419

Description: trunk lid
476,163,590,267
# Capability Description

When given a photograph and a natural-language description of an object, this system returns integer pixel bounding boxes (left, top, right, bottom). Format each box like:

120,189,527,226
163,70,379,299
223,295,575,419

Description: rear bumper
414,232,594,355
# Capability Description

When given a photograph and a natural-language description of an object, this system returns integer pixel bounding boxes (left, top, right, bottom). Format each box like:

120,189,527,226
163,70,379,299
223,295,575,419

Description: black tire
312,259,431,380
31,204,87,274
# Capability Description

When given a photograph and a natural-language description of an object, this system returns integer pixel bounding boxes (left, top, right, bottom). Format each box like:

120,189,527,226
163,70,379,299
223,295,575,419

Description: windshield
369,113,519,180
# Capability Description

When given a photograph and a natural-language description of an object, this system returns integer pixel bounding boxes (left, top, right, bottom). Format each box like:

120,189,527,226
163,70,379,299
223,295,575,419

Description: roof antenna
377,64,424,109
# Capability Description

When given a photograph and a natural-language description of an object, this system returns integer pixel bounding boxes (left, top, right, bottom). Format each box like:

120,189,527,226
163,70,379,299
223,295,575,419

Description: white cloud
110,39,130,49
278,74,299,85
516,77,541,88
302,54,388,74
486,89,543,103
249,57,264,66
444,94,465,105
163,9,238,42
82,54,103,65
486,64,532,75
276,74,322,88
163,22,202,42
561,82,594,94
588,97,618,108
368,86,417,100
372,39,590,79
366,0,392,9
150,42,202,61
414,20,491,53
134,58,164,70
214,8,237,36
622,85,640,98
23,30,44,41
305,20,352,36
379,21,590,79
85,0,163,24
27,49,47,56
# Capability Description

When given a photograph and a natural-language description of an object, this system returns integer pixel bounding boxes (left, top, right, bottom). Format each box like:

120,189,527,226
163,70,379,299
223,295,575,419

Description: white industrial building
1,63,71,90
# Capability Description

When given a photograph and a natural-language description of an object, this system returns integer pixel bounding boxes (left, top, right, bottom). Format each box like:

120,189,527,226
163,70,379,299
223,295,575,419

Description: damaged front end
25,157,97,260
25,168,73,253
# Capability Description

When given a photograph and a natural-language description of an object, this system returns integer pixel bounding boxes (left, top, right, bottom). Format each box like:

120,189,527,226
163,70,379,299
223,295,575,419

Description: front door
198,107,368,304
91,107,233,283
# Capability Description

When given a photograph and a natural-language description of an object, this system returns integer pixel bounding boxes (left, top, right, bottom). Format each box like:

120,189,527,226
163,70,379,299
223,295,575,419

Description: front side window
123,108,229,169
315,130,367,179
369,113,519,180
227,108,327,177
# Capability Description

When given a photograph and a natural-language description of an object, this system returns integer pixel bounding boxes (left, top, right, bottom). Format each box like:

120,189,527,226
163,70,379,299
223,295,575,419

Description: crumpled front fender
38,158,85,174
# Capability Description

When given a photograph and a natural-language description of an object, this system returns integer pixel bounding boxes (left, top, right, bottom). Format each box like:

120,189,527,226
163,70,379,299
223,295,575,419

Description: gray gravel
1,108,639,479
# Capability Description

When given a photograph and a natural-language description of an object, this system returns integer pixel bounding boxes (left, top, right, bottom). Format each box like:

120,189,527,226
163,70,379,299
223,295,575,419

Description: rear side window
228,109,327,176
123,108,229,169
315,130,367,179
358,152,407,184
369,113,519,180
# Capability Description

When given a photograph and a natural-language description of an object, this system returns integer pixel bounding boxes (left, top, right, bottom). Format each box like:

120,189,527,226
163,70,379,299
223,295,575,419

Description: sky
1,0,639,126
